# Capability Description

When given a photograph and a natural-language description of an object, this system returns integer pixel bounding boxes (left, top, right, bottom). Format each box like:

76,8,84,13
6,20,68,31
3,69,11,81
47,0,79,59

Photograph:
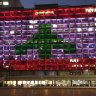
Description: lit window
80,65,82,67
77,28,82,32
85,64,88,67
95,18,96,21
10,30,15,34
7,81,12,85
70,59,79,62
4,65,9,68
3,1,9,5
86,8,93,13
42,81,45,85
35,81,38,85
29,20,34,24
34,20,37,24
18,81,22,85
29,20,37,24
30,81,34,85
29,25,33,29
23,81,26,84
52,24,57,28
13,81,16,86
27,81,30,84
77,65,79,67
72,65,76,67
85,69,88,72
92,64,95,67
88,27,93,31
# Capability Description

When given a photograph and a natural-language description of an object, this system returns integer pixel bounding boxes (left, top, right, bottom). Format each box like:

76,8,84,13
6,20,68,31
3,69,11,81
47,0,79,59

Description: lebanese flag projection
1,6,96,70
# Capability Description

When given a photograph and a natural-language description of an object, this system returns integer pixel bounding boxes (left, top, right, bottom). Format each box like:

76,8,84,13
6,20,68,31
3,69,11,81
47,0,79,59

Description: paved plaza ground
0,87,96,96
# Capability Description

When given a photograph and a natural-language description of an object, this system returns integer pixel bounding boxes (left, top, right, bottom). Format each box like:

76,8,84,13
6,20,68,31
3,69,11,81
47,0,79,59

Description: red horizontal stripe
1,58,96,70
0,6,95,20
0,14,95,20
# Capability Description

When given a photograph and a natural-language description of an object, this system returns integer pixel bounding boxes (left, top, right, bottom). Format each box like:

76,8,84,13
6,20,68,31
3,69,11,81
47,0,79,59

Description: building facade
0,5,96,87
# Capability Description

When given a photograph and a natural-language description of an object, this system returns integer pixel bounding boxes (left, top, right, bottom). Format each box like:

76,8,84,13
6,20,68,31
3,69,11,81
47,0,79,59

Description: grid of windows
0,18,96,61
0,6,96,70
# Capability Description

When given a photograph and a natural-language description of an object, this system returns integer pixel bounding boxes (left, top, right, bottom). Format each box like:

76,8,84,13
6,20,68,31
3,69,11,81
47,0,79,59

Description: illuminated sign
86,8,96,13
35,11,54,15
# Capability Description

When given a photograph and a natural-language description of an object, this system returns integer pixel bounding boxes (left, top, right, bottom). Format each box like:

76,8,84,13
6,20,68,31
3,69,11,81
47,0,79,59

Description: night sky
20,0,96,8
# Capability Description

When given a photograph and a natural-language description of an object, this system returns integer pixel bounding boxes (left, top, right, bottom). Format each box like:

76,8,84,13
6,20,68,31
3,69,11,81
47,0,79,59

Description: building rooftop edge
0,4,95,11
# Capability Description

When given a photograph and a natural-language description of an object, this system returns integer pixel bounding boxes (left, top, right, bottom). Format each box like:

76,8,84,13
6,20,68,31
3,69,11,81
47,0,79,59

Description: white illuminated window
7,81,12,85
29,20,37,24
35,80,38,85
23,81,26,84
95,18,96,21
70,59,78,62
39,81,42,85
52,24,57,28
18,81,22,85
88,27,93,31
29,25,33,28
34,20,37,24
27,81,30,84
30,81,34,85
86,8,93,13
4,65,9,68
3,1,9,5
48,81,52,85
10,30,15,34
42,81,45,85
13,81,16,86
77,28,82,32
29,20,34,24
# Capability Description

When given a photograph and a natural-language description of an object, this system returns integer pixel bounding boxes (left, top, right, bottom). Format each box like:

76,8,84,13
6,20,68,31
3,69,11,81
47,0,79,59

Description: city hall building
0,1,96,87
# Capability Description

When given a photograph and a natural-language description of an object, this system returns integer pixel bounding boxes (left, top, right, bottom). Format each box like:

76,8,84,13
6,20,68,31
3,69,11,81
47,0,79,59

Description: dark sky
20,0,96,8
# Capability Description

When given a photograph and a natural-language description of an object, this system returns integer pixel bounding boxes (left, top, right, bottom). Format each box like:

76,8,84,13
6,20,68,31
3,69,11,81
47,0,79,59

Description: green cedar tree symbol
15,24,76,59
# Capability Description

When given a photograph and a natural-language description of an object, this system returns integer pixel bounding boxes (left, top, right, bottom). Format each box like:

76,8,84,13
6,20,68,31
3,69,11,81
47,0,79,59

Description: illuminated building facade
1,5,96,87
